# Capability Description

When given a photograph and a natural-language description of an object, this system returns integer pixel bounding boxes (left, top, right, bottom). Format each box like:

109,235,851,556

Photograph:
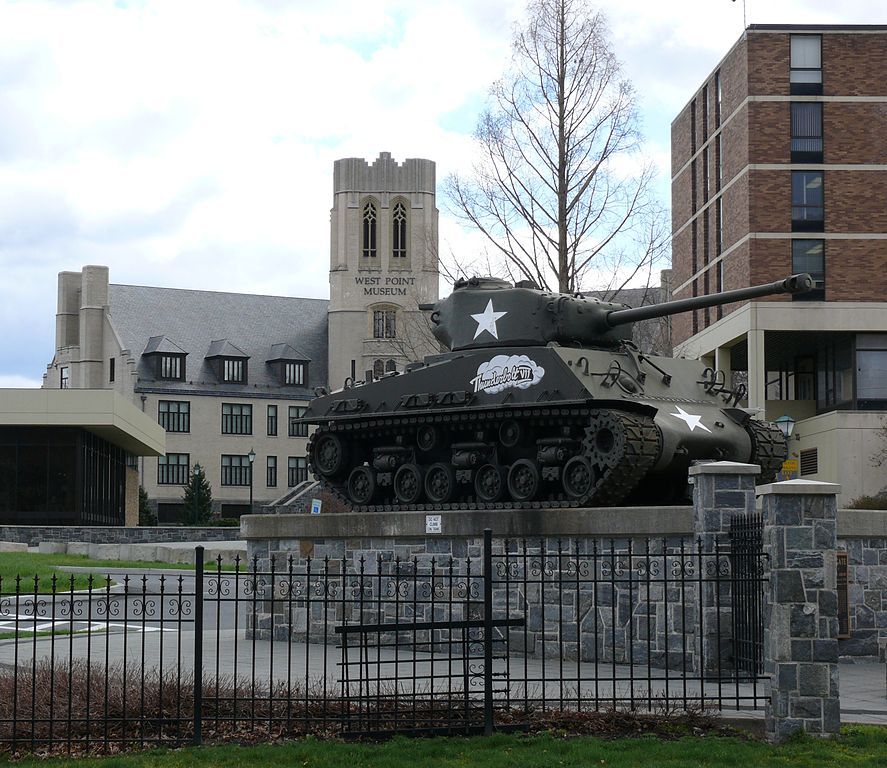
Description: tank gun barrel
605,273,814,327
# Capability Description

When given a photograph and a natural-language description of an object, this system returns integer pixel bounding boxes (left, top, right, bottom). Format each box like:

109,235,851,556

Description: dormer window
205,339,249,385
266,343,311,387
284,361,306,386
224,358,245,383
160,354,184,380
143,336,188,382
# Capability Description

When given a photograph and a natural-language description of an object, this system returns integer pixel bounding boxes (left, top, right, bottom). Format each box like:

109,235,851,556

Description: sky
0,0,881,388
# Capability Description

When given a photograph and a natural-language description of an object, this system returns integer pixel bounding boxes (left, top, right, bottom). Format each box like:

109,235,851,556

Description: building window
362,201,377,259
392,201,407,259
60,366,69,389
373,359,384,378
109,358,115,383
856,334,887,410
289,405,308,437
385,359,396,373
159,354,185,381
791,172,823,231
158,453,189,485
221,454,252,486
158,400,190,433
288,456,308,487
267,404,278,436
267,456,277,487
284,361,306,386
223,358,245,383
373,309,396,338
221,403,252,435
791,239,825,299
791,103,823,162
790,35,822,95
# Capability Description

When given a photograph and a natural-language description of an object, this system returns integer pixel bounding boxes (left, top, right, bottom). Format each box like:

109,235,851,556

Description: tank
301,273,813,511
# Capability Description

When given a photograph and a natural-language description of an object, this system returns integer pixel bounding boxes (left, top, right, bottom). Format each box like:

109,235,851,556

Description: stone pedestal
759,479,841,743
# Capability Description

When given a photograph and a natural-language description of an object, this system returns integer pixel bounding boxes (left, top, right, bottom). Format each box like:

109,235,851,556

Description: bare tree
446,0,667,294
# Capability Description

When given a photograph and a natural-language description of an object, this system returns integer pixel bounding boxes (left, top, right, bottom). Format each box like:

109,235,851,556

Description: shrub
846,494,887,510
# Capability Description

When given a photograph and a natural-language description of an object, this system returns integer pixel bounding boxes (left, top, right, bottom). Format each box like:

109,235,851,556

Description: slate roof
108,284,329,398
143,335,188,355
205,339,249,359
267,343,310,362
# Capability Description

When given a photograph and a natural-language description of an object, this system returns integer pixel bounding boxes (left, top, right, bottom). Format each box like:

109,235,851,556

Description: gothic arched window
385,359,397,373
373,359,384,378
392,201,407,259
362,201,377,259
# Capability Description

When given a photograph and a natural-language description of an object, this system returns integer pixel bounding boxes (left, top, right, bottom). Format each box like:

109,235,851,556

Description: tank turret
421,274,814,351
301,274,812,512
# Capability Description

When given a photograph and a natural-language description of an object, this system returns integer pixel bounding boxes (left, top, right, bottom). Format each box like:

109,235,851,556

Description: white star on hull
471,299,508,340
670,406,711,433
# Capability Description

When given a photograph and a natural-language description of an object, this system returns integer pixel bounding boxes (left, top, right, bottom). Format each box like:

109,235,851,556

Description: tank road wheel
393,463,424,505
313,433,348,478
417,425,440,453
424,462,456,504
562,456,596,501
507,459,540,502
499,419,522,448
347,466,377,505
474,463,505,503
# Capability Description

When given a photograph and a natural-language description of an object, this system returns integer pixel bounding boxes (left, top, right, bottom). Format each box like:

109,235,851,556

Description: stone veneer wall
245,532,707,671
0,525,240,547
838,535,887,660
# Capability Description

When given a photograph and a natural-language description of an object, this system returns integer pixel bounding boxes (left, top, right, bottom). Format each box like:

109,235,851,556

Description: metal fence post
193,545,205,745
483,528,493,736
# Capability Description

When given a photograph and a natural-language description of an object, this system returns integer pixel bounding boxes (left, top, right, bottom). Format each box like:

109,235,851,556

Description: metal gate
729,513,766,677
335,532,523,736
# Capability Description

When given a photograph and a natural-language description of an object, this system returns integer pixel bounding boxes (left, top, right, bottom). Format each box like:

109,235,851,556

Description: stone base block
66,542,91,557
0,541,30,552
38,541,67,554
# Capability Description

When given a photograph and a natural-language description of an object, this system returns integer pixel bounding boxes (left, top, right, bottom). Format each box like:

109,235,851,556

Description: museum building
39,153,440,521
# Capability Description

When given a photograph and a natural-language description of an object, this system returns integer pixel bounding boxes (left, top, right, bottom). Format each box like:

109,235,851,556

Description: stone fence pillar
689,461,760,677
759,479,841,743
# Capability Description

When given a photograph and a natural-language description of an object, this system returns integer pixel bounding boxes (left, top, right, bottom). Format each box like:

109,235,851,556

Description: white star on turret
670,406,711,433
471,299,508,340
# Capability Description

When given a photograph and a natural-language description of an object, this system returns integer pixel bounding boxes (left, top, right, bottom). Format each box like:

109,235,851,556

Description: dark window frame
158,453,189,485
392,201,407,259
266,455,277,487
372,309,396,339
791,102,823,163
283,361,307,386
158,354,185,381
791,170,824,232
288,405,308,437
158,400,191,433
267,404,278,436
790,34,823,95
288,456,308,487
60,366,69,389
362,201,378,259
221,454,252,487
221,403,253,435
791,239,825,300
222,358,246,383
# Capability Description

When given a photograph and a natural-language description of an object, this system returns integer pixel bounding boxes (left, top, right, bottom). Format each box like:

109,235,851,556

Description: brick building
671,25,887,504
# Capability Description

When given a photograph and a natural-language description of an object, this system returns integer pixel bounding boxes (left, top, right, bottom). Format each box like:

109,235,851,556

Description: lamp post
248,448,256,514
775,415,796,441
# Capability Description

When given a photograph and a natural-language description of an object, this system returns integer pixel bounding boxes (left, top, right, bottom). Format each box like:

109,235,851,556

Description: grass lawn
0,552,235,593
2,727,886,768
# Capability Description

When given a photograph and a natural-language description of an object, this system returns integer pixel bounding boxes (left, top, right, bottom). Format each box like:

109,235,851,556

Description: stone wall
838,536,887,659
244,532,705,671
0,525,240,547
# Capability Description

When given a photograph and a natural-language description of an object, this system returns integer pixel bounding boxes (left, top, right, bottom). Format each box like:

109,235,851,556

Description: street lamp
247,448,256,514
774,415,796,441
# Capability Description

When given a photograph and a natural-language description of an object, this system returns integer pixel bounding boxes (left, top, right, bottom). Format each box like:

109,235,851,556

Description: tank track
745,418,787,484
307,407,661,513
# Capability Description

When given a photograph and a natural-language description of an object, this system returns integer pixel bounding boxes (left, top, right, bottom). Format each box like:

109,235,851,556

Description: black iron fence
0,530,769,753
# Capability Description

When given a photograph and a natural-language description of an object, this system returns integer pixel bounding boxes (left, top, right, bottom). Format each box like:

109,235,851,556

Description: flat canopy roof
0,389,165,456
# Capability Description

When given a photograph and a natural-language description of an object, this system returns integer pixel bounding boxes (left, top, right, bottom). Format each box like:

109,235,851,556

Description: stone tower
328,152,439,390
